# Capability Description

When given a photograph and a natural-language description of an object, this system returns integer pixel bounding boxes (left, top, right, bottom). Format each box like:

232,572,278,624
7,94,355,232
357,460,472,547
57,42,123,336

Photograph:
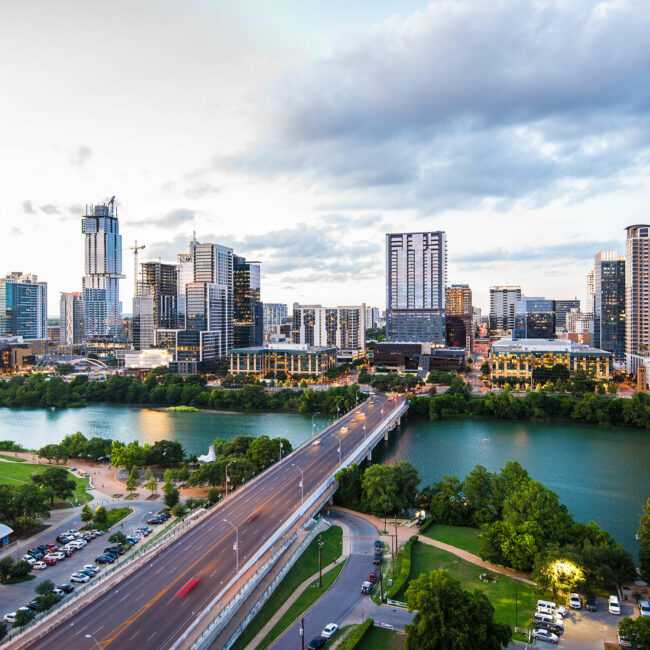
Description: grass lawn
230,525,343,650
0,454,26,462
0,461,91,505
399,542,542,641
356,626,406,650
422,524,482,555
96,507,133,532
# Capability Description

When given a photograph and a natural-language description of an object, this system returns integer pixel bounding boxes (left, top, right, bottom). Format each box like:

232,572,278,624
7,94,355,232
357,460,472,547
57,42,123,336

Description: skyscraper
513,297,554,339
625,225,650,373
81,198,122,339
0,272,47,339
386,232,447,344
593,251,625,359
489,286,521,332
59,292,84,345
553,299,581,331
263,303,288,341
233,256,262,348
445,284,473,349
585,269,595,314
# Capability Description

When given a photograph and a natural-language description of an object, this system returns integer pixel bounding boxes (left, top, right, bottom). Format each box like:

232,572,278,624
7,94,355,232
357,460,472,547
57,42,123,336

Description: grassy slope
356,626,406,650
0,454,26,462
231,525,343,650
421,524,482,555
0,461,91,504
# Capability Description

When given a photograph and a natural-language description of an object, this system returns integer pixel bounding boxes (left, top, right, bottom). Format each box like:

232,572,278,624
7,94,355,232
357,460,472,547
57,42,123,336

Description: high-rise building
176,252,194,329
292,305,329,347
625,225,650,373
59,292,84,345
386,232,447,343
489,286,521,332
592,251,626,359
553,299,581,331
335,305,367,355
263,303,288,342
445,284,473,350
81,198,122,339
233,256,262,349
566,309,594,335
513,297,554,339
132,294,155,350
365,306,381,329
585,269,595,314
0,272,47,340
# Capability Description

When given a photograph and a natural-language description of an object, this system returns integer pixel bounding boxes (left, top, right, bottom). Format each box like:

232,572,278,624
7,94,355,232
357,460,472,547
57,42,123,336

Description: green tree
163,468,175,486
35,579,56,595
464,465,496,526
533,549,586,597
334,465,362,508
126,476,137,494
31,467,77,506
9,560,32,578
93,505,108,526
171,503,186,518
108,531,127,545
146,476,157,496
405,569,511,650
618,617,650,648
144,466,154,481
246,436,278,469
146,440,184,466
176,466,190,483
80,504,93,523
638,496,650,582
164,484,179,509
0,557,14,578
206,487,221,505
361,464,399,524
13,608,35,627
392,462,420,514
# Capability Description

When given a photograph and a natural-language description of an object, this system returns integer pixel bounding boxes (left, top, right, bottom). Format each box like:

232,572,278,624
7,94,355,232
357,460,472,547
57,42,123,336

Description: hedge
419,518,435,534
338,619,374,649
387,535,419,600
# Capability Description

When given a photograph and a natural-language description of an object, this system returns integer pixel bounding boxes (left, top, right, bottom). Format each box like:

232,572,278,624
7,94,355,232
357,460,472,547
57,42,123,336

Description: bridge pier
397,416,401,426
384,430,389,441
367,451,372,462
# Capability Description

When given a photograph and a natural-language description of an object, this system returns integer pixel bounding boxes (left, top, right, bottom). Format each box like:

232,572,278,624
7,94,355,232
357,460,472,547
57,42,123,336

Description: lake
0,405,647,555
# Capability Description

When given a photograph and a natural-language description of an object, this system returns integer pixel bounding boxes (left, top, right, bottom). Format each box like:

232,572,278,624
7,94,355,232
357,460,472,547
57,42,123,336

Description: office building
176,252,194,329
233,256,262,349
513,297,554,339
366,307,381,329
81,198,123,339
133,262,177,350
59,292,84,345
132,294,155,350
374,342,465,374
0,336,35,371
566,309,594,335
490,338,612,383
292,305,329,347
0,272,47,340
229,343,337,377
586,269,595,314
263,303,288,342
625,225,650,373
124,349,173,370
489,286,521,332
592,251,626,359
386,232,447,344
445,284,473,350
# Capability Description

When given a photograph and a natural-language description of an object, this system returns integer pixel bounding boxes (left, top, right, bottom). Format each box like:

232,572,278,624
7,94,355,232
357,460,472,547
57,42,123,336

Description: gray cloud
238,1,650,212
39,204,60,214
130,208,197,228
10,226,22,236
184,181,220,200
70,145,92,168
22,200,36,214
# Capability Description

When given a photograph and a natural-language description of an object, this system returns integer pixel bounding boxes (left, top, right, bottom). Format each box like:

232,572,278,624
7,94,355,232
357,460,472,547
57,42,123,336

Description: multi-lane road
26,393,404,650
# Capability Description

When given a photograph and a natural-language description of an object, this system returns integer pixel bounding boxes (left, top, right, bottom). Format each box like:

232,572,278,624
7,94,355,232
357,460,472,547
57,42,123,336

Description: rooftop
492,337,610,355
231,344,336,354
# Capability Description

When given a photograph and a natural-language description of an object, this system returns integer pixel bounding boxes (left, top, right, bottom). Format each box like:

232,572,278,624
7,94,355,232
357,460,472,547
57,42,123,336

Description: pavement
0,501,155,620
16,393,405,650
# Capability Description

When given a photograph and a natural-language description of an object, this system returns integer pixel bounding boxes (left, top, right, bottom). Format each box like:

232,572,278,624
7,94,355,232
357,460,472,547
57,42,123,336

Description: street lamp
292,463,304,505
86,633,102,649
336,398,344,419
225,460,237,497
311,412,320,437
223,518,239,575
363,421,367,440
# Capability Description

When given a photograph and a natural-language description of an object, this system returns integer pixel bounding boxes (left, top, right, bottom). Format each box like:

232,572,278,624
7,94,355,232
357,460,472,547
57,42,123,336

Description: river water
0,406,647,554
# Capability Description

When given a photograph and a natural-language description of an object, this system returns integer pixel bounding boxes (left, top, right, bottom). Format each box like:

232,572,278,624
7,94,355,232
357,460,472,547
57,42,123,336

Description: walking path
329,506,535,586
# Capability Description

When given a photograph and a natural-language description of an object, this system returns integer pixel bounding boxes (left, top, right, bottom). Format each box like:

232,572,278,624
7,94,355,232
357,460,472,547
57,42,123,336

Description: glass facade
489,286,521,332
60,292,84,345
263,303,288,341
625,225,650,373
593,253,625,358
513,298,554,339
233,256,262,348
0,273,47,340
229,345,337,376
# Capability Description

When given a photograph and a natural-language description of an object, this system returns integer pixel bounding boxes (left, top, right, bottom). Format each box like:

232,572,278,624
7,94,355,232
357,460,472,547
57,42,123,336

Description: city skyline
3,1,650,315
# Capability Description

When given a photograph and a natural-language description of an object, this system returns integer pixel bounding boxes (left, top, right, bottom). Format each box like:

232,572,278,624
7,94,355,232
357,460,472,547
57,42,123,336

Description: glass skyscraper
593,251,625,359
513,297,555,339
625,225,650,373
233,256,262,348
386,232,447,344
81,199,122,339
0,272,47,340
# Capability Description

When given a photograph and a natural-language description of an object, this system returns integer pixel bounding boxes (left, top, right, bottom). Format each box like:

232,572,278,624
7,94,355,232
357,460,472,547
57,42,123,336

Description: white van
537,600,567,617
608,595,621,615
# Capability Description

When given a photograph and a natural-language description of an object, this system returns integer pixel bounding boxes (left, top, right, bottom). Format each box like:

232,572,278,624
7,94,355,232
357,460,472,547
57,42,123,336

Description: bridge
15,393,409,650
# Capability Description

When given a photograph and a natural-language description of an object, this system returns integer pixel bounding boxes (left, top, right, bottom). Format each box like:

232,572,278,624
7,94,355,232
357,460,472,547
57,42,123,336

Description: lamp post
225,460,237,497
336,398,344,419
86,634,102,649
514,578,519,633
223,518,239,575
363,421,367,440
292,463,304,505
311,412,320,437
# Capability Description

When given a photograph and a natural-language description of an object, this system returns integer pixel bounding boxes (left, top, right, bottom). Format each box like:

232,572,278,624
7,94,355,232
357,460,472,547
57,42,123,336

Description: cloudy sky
2,0,650,316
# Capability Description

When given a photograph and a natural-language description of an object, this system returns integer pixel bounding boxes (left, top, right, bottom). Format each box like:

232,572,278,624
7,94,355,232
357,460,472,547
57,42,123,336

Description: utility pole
392,534,395,581
318,534,323,588
300,618,304,650
514,579,519,633
379,569,384,603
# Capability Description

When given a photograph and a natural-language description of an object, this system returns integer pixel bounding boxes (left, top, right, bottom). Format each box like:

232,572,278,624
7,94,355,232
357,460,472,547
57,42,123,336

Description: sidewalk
329,506,535,586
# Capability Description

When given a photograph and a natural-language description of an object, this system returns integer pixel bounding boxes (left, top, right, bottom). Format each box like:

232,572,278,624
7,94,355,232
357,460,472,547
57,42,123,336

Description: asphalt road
269,510,414,650
26,394,405,650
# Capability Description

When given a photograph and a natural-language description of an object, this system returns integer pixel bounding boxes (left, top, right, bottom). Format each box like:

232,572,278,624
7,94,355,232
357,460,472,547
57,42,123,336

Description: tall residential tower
593,251,626,359
0,272,47,339
625,225,650,373
489,285,521,332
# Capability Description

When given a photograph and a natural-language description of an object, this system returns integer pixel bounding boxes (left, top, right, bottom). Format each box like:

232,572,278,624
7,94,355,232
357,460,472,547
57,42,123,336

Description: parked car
25,599,43,611
27,549,43,560
367,572,377,584
147,518,163,525
37,545,49,554
536,600,567,617
95,555,115,564
43,556,57,566
70,572,90,583
21,554,36,565
533,612,563,634
45,543,58,551
91,529,104,536
32,561,47,570
361,581,373,594
57,584,74,594
321,623,339,638
618,631,633,648
307,638,326,650
639,600,650,617
83,564,100,573
373,555,381,565
585,594,598,611
608,595,621,615
569,593,582,609
3,608,30,624
374,540,382,550
79,570,96,578
532,628,559,644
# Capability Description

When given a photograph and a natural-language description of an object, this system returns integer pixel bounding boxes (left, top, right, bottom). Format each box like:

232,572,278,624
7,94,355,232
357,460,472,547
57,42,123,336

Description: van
536,600,567,617
533,612,564,633
608,595,621,615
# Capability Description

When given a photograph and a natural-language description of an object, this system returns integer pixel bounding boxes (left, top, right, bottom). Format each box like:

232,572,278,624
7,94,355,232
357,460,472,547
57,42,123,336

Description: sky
2,0,650,316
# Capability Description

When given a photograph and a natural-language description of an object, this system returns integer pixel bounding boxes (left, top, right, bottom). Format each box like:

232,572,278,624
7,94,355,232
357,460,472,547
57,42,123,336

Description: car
321,623,339,638
126,536,140,544
536,600,567,617
4,607,31,623
52,588,64,596
57,584,74,594
25,599,43,611
368,572,377,584
70,539,86,547
361,581,373,594
374,540,383,549
57,535,72,545
37,545,49,554
52,551,66,560
312,439,321,446
639,600,650,617
585,594,598,611
373,555,381,565
83,564,100,573
91,529,104,536
341,426,348,433
45,543,58,551
569,593,582,609
104,546,125,555
532,628,558,644
21,554,36,565
608,594,621,615
307,638,326,650
33,561,47,570
79,570,96,578
95,555,114,564
147,518,163,525
533,612,563,633
618,632,633,648
43,556,57,566
27,549,43,559
70,572,90,583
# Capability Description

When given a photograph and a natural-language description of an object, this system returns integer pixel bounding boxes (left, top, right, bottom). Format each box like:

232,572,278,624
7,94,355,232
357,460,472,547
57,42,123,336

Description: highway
26,393,404,650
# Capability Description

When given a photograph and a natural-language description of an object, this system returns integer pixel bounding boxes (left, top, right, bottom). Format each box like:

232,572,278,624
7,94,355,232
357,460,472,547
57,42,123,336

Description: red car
46,544,59,551
43,556,57,566
368,572,377,584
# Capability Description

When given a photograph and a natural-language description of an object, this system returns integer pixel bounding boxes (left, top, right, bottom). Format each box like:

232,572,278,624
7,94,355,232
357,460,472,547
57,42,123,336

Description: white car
83,564,100,572
91,529,104,536
3,608,30,624
536,600,567,617
639,600,650,617
70,539,86,547
569,593,582,609
608,594,621,615
321,623,339,638
532,628,559,644
70,572,90,583
50,552,65,561
32,561,47,570
21,555,36,565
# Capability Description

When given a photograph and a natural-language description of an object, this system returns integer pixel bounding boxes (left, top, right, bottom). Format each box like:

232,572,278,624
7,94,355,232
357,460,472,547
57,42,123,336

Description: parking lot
530,595,635,648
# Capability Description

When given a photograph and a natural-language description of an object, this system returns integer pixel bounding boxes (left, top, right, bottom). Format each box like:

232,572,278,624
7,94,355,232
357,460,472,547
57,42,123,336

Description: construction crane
117,240,146,296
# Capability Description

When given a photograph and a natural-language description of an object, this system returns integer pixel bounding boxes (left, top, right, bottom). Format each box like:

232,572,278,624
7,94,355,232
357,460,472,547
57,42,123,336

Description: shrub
387,535,418,599
338,619,374,649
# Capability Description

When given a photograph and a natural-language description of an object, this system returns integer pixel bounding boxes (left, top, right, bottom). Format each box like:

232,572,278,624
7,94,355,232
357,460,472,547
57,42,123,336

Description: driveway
0,501,155,620
269,510,413,649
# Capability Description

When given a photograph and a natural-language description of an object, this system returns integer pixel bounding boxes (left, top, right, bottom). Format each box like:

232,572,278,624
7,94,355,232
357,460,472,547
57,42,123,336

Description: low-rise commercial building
374,342,465,375
229,343,337,377
123,349,173,370
490,338,612,382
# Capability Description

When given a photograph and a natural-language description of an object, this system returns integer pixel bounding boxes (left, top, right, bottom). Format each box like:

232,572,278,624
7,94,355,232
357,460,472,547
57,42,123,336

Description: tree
80,504,93,523
171,503,186,518
126,476,137,494
146,440,184,466
146,476,157,496
144,466,154,481
108,531,127,545
176,466,190,483
618,617,650,649
533,550,586,597
405,569,511,650
93,505,108,527
31,467,77,506
334,465,362,509
361,464,399,524
392,462,420,514
163,468,175,486
0,557,14,578
13,608,35,627
164,484,179,509
206,487,220,505
35,579,56,595
9,560,32,578
464,465,496,526
638,496,650,582
246,436,278,469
